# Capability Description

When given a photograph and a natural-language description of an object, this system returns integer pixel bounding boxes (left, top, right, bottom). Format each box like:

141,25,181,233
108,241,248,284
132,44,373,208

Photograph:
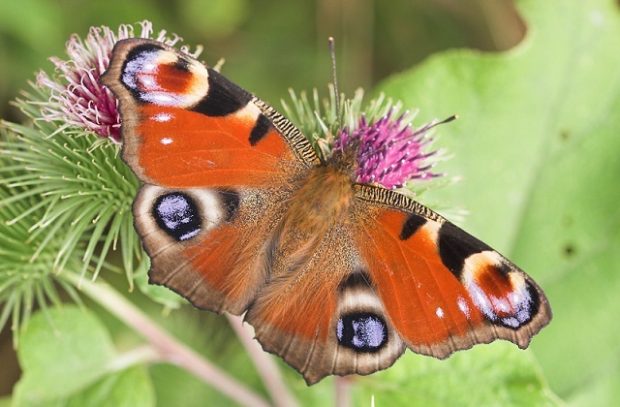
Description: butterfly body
101,38,551,385
275,165,352,258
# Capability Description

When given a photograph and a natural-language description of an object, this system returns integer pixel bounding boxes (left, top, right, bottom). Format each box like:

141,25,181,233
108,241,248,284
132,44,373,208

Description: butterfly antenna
429,114,458,129
328,37,341,121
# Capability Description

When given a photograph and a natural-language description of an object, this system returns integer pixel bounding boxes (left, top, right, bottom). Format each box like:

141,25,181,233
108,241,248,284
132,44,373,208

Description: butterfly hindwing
353,185,552,357
133,184,290,314
245,225,405,385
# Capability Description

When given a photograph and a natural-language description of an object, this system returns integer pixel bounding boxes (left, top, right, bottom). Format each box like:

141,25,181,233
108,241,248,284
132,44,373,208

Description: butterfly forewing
101,39,317,188
353,184,552,357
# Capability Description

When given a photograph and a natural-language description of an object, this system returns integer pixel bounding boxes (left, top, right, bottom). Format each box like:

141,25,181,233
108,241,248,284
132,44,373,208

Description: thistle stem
106,345,161,373
226,314,299,407
335,376,351,407
62,272,270,407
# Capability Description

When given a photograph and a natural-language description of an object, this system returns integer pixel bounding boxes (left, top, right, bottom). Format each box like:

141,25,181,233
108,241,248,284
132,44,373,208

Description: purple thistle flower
36,21,200,143
335,110,450,189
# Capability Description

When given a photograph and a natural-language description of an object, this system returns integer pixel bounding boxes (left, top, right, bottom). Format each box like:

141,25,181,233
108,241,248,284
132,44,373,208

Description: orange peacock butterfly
101,38,552,385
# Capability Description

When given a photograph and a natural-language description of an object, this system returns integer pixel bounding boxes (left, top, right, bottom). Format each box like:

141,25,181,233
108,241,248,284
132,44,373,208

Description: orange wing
353,185,552,358
101,39,318,188
245,225,405,385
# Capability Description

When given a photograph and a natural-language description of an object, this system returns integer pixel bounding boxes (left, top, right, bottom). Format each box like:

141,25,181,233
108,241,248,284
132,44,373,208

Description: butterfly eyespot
463,257,540,329
336,312,388,352
174,57,191,72
120,44,209,108
152,192,201,241
121,44,163,93
495,281,540,328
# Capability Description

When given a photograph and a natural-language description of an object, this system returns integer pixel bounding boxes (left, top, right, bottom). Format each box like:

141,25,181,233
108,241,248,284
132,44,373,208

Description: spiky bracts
36,21,201,142
335,111,447,189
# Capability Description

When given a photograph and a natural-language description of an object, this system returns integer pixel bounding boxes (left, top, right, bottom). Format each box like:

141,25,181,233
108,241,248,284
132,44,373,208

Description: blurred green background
0,0,525,122
1,0,619,406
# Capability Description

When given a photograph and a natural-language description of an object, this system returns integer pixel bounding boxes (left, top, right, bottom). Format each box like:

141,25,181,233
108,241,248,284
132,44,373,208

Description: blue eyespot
153,192,201,241
336,312,387,352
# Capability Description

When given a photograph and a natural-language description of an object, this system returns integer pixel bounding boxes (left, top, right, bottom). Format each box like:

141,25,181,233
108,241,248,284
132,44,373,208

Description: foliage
12,307,155,406
0,0,618,406
0,129,83,343
0,90,182,314
353,344,558,406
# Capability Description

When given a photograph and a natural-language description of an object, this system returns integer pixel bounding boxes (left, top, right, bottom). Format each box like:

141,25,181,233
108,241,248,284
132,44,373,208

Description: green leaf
354,343,557,406
148,311,267,407
284,373,334,407
66,367,155,407
567,365,620,407
150,365,231,407
377,0,620,403
12,306,155,407
13,307,116,404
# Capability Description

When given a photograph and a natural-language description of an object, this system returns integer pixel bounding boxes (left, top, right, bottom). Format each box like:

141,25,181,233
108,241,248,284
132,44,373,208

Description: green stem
335,376,351,407
105,345,160,373
226,314,299,407
62,272,270,407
